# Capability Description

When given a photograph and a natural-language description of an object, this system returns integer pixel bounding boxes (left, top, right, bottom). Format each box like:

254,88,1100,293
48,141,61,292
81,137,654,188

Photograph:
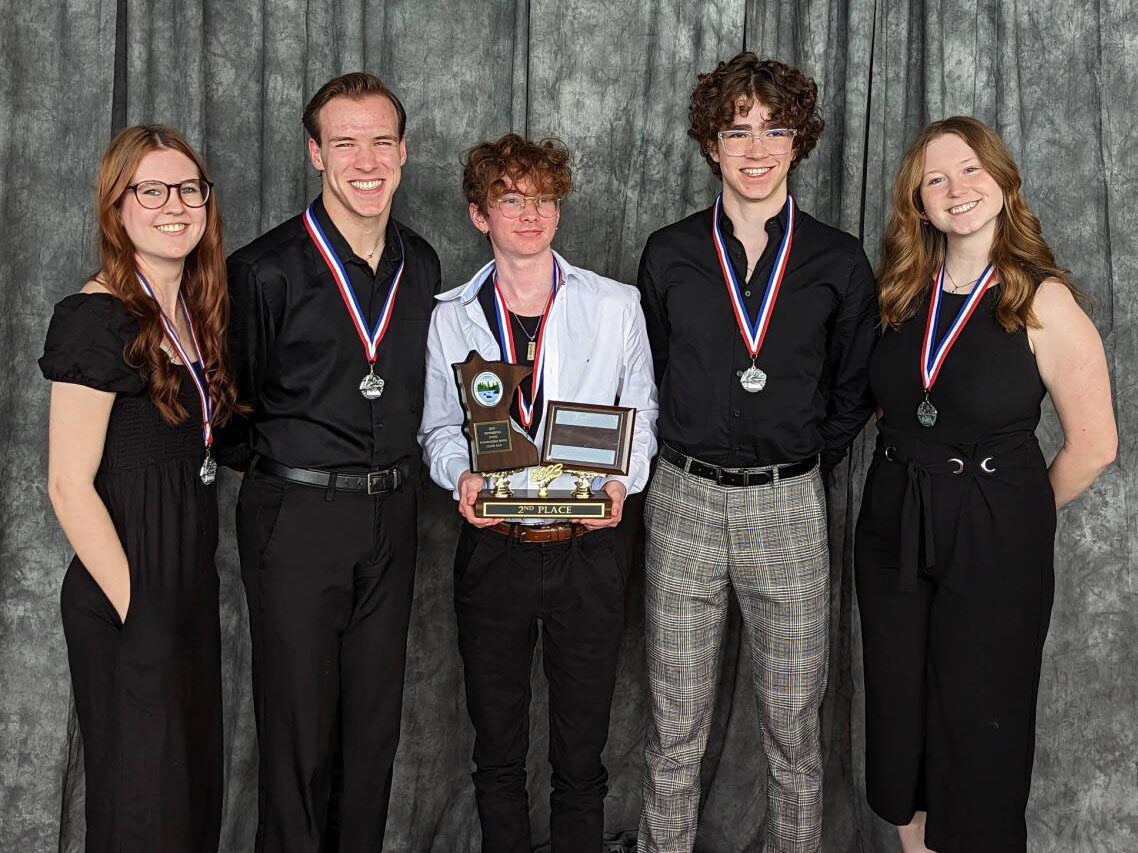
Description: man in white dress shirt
418,133,657,853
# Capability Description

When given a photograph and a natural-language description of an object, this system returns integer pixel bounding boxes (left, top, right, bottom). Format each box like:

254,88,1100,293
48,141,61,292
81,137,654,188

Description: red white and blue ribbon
490,261,562,429
135,271,213,447
712,193,795,360
303,201,405,366
920,263,996,391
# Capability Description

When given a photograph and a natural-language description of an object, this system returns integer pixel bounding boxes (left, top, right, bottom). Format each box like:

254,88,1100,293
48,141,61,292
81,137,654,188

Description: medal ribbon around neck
712,193,795,361
303,202,405,366
491,261,562,429
920,262,996,392
135,271,213,448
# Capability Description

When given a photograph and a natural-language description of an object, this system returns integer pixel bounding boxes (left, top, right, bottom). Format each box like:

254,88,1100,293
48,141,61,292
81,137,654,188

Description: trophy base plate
475,488,612,519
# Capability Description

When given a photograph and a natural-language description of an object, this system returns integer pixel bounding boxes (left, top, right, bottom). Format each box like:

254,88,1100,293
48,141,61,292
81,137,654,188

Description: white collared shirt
418,250,658,500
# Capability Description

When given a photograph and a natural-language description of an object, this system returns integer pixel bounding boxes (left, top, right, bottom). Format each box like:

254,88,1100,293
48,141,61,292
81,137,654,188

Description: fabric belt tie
893,453,959,592
879,430,1040,592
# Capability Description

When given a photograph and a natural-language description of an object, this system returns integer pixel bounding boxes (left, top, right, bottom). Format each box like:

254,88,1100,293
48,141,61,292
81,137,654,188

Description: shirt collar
716,197,790,238
437,249,578,304
311,193,402,274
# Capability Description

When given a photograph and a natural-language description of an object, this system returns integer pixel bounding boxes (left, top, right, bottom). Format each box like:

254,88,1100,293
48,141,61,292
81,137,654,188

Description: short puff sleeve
39,293,146,395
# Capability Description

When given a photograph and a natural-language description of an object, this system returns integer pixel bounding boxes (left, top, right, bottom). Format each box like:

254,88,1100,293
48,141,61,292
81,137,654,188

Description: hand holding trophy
453,351,636,519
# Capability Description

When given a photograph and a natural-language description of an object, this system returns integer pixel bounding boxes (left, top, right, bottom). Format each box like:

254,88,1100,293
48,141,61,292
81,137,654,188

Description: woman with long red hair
40,124,238,851
855,116,1117,852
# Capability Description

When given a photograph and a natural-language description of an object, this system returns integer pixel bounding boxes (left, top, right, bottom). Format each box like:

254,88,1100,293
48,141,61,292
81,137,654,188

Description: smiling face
308,93,406,226
119,148,207,268
711,97,794,206
469,175,560,261
919,132,1005,241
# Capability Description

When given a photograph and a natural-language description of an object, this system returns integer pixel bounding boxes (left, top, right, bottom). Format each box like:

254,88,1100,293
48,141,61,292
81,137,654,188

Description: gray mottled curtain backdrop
0,1,1134,850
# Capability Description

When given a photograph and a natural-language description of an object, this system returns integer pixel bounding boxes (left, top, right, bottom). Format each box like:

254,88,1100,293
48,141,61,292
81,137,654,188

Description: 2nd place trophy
453,352,636,519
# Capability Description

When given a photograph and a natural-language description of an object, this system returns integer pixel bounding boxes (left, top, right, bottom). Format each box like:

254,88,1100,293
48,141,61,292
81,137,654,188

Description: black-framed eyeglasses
125,179,213,209
716,128,797,157
493,193,560,219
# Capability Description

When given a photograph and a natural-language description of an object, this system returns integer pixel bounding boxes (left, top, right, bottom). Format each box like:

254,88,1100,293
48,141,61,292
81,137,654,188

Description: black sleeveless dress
39,293,222,853
855,285,1056,853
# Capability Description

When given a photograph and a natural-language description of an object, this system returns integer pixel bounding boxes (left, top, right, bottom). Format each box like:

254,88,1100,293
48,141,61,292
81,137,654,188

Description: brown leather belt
486,521,585,543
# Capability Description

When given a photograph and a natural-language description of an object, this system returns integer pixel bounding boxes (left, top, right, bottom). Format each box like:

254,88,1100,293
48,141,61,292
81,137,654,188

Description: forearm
49,482,130,606
1049,443,1115,508
819,401,874,470
212,414,254,471
820,246,878,471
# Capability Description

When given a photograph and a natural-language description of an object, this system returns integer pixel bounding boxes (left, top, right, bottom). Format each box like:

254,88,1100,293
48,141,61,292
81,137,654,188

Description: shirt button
732,409,741,418
736,370,743,377
744,289,751,296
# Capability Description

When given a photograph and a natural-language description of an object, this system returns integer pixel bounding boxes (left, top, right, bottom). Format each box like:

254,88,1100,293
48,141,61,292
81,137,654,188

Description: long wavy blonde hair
877,116,1078,332
95,124,240,426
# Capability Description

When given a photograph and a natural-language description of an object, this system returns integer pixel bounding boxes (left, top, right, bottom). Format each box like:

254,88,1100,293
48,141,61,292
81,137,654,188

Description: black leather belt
661,444,817,487
252,457,405,495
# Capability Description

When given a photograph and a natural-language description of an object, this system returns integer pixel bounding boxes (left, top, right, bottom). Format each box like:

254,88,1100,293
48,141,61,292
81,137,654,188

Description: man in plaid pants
635,53,877,852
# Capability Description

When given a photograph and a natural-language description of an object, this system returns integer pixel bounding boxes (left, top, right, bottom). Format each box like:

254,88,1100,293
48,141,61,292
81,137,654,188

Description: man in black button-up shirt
637,55,877,853
639,202,875,471
218,73,441,853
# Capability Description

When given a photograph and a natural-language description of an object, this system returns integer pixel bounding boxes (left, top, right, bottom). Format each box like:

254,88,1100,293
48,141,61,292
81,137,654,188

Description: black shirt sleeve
636,234,670,388
213,255,276,471
818,244,879,472
39,293,146,395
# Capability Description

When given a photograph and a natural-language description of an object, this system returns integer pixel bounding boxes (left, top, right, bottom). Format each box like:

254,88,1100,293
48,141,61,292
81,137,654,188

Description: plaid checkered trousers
638,456,830,853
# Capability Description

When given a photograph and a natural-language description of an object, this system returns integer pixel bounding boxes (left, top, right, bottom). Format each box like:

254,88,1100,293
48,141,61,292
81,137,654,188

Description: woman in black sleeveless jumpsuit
856,284,1054,852
855,116,1116,853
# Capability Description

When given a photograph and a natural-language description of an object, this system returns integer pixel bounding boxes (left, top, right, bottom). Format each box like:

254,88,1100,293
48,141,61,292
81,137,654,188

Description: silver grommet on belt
948,457,965,474
980,456,996,473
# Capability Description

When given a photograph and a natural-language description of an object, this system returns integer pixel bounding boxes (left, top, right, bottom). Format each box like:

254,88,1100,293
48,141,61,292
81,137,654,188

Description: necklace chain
363,230,384,261
510,309,540,340
944,265,982,293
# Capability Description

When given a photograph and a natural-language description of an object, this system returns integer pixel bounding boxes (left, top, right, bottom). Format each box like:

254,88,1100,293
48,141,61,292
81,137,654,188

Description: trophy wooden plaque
453,350,637,521
454,351,540,474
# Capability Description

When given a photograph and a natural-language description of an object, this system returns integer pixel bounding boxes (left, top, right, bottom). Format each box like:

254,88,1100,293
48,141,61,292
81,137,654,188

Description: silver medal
739,365,767,393
916,398,938,428
199,452,217,485
360,371,385,400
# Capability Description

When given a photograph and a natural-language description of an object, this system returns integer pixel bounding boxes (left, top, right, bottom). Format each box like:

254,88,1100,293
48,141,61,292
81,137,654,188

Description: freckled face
919,133,1004,239
469,176,560,261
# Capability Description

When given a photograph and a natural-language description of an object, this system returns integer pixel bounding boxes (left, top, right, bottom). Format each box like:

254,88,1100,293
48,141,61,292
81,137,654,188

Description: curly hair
462,133,572,214
877,115,1080,332
689,53,824,176
94,125,241,427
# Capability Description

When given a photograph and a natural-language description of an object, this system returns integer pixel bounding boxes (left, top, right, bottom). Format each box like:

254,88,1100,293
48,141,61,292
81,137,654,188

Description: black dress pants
237,466,418,853
454,523,628,853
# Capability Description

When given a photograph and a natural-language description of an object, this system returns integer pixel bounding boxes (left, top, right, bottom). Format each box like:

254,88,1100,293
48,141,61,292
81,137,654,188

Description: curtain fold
0,1,1133,850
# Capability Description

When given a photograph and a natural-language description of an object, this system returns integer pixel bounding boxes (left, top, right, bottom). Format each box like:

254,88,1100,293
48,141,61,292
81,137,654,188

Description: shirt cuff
599,473,631,494
819,447,846,475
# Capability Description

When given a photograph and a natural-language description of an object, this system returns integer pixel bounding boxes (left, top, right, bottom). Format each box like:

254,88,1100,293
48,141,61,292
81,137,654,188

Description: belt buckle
752,469,772,487
367,470,394,494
